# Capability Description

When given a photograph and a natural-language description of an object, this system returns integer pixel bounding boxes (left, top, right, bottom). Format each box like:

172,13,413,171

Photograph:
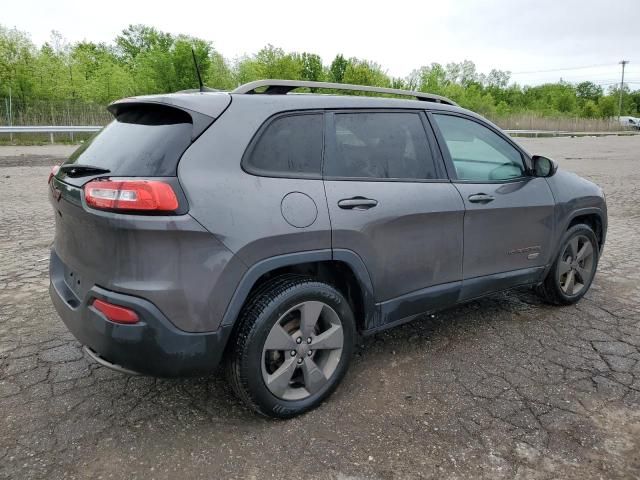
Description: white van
619,116,640,130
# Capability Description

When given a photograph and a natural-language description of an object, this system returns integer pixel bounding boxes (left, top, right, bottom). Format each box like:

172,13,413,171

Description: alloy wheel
261,301,344,401
558,234,595,296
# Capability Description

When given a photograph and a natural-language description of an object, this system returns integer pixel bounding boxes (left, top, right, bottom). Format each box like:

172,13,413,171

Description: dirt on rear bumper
49,250,232,377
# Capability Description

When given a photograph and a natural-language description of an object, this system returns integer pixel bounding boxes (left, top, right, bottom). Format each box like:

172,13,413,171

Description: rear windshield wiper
59,164,111,178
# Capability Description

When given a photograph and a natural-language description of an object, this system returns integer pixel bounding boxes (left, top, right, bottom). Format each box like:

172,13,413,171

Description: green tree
33,42,70,100
0,25,36,101
300,52,324,82
608,85,634,116
171,36,212,91
115,24,173,65
342,59,390,88
629,91,640,115
67,41,134,102
484,69,511,88
576,81,603,103
208,51,235,90
581,100,599,118
556,91,577,113
415,63,448,95
444,60,480,87
329,54,348,83
597,96,616,118
390,77,406,90
2,22,640,123
236,45,302,84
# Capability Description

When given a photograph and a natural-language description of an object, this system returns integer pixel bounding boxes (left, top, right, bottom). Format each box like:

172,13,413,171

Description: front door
323,110,465,327
430,113,556,299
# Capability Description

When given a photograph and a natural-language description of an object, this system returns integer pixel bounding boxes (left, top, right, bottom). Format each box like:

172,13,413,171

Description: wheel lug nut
297,358,303,364
307,337,312,344
307,350,313,356
290,350,296,357
296,337,302,344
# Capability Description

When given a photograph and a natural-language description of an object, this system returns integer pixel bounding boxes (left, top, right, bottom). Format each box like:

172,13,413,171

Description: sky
4,0,640,88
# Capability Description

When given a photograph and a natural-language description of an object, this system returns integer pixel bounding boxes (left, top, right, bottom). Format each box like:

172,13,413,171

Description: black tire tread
226,275,332,417
537,223,598,306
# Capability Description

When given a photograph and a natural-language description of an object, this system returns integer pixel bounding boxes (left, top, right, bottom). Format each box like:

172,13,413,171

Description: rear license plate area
64,265,83,299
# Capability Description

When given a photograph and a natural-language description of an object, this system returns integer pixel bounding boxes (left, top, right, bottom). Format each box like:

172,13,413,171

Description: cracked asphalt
1,136,639,479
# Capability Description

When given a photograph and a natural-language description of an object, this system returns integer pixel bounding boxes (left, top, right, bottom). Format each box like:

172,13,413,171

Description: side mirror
532,155,558,177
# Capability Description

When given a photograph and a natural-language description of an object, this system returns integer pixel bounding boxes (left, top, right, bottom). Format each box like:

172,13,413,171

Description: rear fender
220,249,377,330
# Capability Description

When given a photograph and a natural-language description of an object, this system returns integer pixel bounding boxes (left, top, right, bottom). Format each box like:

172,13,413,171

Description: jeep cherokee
49,80,607,418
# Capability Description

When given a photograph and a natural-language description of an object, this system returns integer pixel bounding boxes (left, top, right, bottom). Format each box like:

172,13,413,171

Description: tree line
1,24,639,119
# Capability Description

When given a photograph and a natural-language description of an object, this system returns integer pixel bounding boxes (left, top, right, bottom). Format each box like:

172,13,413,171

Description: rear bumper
49,251,233,377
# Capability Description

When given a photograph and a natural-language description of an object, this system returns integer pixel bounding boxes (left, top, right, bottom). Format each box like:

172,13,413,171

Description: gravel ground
1,136,639,479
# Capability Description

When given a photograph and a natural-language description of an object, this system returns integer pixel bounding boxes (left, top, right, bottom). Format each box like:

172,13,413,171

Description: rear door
430,112,555,299
323,110,464,328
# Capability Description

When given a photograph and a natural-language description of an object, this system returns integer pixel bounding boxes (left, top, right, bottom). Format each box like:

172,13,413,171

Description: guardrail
0,125,102,143
1,125,639,143
505,129,640,137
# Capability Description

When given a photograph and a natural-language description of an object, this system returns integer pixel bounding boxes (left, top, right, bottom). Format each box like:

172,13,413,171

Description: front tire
226,276,355,418
537,224,599,305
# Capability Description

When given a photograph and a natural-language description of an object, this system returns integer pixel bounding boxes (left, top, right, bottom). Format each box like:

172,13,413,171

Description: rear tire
537,224,599,305
226,276,355,418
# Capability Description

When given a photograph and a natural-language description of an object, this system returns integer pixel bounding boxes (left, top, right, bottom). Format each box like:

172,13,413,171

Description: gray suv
49,80,607,418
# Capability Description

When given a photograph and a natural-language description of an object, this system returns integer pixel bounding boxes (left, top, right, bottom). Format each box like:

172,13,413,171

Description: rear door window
64,104,194,177
244,113,324,177
326,112,439,180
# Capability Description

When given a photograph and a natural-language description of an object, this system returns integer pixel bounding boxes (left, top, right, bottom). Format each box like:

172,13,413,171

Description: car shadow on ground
80,287,546,423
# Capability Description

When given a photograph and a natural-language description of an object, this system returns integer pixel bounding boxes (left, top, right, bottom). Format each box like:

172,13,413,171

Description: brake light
92,299,139,324
84,179,178,212
48,165,60,184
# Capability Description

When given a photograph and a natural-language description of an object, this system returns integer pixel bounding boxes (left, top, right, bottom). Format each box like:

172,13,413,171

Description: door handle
468,193,495,204
337,197,378,210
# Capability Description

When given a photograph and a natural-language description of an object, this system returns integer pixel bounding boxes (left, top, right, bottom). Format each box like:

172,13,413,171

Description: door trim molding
369,280,461,334
361,265,548,335
459,266,546,302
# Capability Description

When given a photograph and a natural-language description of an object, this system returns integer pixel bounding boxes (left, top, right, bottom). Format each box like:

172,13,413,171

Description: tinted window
245,114,323,177
65,104,193,176
433,114,525,181
327,112,438,180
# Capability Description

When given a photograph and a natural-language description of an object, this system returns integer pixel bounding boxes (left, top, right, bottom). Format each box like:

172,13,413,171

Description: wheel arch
565,208,606,250
220,249,376,333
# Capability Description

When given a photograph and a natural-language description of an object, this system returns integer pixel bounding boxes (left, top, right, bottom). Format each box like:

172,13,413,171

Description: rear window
243,113,323,177
326,112,439,180
64,104,194,176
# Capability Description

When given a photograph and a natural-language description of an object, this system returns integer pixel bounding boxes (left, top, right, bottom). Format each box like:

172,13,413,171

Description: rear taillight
92,299,139,324
48,165,60,184
84,179,179,213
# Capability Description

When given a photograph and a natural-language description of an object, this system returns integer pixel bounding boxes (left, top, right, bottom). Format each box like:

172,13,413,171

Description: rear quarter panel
50,181,245,333
178,96,332,267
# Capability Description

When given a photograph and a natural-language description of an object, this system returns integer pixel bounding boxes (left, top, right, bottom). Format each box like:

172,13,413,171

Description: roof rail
232,79,458,106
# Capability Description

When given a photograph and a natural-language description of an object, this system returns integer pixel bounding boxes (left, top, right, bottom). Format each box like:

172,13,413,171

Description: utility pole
618,60,629,120
8,86,12,143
